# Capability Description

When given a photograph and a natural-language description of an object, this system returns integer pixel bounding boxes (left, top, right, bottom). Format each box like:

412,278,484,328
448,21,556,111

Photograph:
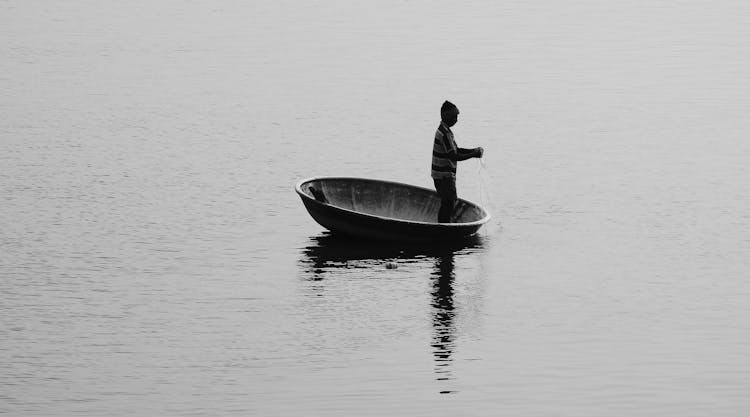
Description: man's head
441,100,459,127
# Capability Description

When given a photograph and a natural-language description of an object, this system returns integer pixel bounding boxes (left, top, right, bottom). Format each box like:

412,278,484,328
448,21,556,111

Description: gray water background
2,1,750,415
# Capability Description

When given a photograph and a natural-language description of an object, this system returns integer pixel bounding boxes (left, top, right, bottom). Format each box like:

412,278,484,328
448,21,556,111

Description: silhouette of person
430,101,484,223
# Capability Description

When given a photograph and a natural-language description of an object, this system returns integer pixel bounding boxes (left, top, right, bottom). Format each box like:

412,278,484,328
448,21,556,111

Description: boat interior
300,178,487,224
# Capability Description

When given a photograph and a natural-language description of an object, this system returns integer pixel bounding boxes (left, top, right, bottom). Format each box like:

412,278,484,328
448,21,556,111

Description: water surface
2,1,750,415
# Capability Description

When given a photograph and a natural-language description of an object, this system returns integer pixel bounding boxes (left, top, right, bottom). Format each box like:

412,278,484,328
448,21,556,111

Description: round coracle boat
295,177,490,241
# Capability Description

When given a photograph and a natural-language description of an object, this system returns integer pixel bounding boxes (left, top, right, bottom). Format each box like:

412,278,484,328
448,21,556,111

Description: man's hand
475,147,484,158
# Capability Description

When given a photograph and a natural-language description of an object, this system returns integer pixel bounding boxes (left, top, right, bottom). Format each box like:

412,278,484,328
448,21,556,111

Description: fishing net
477,157,501,236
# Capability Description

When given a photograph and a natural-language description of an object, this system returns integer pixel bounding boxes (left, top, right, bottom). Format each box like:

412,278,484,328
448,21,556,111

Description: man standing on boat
431,101,484,223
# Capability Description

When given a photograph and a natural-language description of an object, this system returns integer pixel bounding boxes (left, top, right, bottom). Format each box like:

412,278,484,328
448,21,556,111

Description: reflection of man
431,101,484,223
431,252,456,382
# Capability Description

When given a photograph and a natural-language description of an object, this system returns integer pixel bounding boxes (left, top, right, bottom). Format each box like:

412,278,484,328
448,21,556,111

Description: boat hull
295,177,490,242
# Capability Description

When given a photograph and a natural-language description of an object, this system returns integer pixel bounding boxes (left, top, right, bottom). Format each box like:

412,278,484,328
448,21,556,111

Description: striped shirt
431,121,458,179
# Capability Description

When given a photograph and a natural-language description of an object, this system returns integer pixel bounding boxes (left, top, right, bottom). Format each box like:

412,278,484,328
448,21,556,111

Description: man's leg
438,198,454,223
434,178,457,223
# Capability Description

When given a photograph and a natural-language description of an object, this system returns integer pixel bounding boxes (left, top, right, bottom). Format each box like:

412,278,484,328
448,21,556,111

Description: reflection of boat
301,232,484,266
298,232,477,390
299,232,484,280
295,177,490,241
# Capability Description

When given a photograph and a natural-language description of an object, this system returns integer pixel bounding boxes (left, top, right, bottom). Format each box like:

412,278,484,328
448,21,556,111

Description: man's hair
441,100,458,119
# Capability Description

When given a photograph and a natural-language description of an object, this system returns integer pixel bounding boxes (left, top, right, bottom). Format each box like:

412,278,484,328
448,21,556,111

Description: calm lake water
2,1,750,415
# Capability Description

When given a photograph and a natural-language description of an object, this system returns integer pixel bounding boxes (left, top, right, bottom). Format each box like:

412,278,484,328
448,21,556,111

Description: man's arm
447,147,483,161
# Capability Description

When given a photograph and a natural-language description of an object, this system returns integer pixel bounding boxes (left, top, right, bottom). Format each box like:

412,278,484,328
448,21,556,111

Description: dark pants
433,177,457,223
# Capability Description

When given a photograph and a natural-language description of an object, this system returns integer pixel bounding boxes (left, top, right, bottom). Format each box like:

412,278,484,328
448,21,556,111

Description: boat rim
295,176,491,228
